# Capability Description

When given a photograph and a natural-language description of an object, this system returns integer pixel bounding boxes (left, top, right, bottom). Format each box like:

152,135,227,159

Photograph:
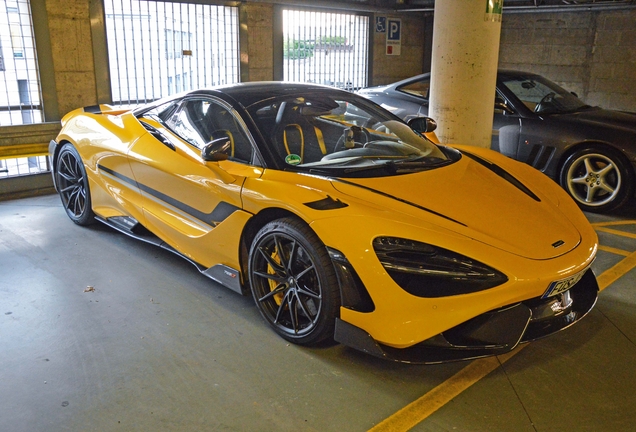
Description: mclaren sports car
49,82,599,363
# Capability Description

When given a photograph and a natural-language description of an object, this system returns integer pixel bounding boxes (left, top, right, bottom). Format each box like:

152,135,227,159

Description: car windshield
501,74,589,114
246,92,453,177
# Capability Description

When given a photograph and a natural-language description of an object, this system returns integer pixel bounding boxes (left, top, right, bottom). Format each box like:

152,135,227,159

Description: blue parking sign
387,19,401,41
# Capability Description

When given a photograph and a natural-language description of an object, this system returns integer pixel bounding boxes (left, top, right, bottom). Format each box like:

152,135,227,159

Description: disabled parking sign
376,16,386,33
386,18,401,56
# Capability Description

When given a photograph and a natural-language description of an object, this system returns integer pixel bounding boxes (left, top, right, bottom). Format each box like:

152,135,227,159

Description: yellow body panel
57,111,146,222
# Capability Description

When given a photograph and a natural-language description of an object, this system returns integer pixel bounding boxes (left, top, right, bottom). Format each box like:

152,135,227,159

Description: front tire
248,217,340,346
559,145,633,213
55,143,95,225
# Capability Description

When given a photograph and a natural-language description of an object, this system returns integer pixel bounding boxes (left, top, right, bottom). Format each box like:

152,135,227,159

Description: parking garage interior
2,1,636,431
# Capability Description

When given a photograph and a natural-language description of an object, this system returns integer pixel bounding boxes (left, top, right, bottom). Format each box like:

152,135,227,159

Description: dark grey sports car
358,70,636,212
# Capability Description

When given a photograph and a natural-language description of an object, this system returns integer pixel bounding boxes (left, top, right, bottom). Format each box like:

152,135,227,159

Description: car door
497,78,561,173
127,97,263,270
492,88,522,157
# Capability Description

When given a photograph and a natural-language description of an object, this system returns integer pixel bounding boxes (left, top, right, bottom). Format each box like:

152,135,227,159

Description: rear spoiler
60,104,131,127
82,104,130,116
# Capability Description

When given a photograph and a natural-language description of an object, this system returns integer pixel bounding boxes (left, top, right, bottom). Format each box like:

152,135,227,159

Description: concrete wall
371,14,427,86
499,9,636,111
45,0,98,118
242,3,275,82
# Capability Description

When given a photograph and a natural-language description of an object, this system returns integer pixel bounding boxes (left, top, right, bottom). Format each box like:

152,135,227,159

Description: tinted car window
144,100,180,121
165,99,211,149
165,98,254,163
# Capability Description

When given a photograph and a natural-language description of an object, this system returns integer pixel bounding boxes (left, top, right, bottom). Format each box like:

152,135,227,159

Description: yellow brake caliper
268,250,285,306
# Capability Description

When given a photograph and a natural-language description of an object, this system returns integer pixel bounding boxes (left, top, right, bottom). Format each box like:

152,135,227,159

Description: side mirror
495,96,514,114
408,117,437,134
202,136,231,162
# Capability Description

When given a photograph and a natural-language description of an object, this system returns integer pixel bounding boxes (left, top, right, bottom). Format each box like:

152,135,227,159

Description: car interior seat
275,102,327,164
204,103,253,163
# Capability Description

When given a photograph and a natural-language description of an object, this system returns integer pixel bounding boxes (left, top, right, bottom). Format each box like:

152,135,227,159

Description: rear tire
559,145,633,213
55,143,95,225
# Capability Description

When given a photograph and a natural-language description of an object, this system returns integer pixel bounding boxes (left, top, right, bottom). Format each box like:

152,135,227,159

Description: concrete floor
1,194,636,432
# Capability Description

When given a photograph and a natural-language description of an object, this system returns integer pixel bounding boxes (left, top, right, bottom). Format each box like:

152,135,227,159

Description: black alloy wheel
559,145,634,213
56,143,95,225
248,218,340,345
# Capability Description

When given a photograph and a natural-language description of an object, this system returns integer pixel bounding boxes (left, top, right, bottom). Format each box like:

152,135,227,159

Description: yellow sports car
49,83,599,363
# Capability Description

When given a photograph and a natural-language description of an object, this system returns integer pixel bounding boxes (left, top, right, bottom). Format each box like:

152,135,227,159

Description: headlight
373,237,508,297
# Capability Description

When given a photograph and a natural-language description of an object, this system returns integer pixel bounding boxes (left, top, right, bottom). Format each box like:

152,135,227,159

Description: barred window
104,0,240,107
283,9,369,91
0,0,44,126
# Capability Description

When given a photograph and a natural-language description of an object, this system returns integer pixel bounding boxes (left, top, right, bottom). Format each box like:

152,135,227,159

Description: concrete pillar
429,0,503,148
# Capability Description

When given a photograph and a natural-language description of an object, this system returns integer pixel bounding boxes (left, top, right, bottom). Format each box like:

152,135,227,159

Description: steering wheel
535,92,556,113
333,126,370,153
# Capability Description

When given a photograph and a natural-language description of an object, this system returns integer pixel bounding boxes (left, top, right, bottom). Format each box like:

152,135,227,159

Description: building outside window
0,0,48,180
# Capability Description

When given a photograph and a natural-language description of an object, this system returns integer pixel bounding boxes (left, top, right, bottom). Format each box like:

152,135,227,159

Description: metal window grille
283,9,369,91
0,0,44,126
0,156,49,178
104,0,240,107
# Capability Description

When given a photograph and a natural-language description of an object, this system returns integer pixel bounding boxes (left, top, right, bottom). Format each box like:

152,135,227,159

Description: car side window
502,79,553,112
494,90,515,115
166,98,255,164
143,101,180,120
398,80,430,99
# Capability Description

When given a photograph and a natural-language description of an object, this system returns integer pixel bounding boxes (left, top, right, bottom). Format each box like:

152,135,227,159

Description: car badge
552,240,565,248
285,154,302,166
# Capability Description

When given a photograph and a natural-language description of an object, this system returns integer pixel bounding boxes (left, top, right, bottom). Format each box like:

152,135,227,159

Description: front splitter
334,269,599,364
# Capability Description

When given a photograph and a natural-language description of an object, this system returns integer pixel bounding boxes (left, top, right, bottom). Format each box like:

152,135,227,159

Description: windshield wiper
342,156,451,174
384,157,453,173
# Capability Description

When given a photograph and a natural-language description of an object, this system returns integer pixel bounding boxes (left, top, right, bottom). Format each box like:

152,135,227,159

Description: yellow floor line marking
369,246,636,432
595,227,636,240
591,220,636,228
597,249,636,291
598,245,631,257
368,347,525,432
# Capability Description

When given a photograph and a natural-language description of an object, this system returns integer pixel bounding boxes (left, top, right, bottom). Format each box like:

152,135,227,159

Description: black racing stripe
462,151,541,202
84,105,102,114
98,164,139,188
97,164,240,226
209,201,242,223
333,178,467,227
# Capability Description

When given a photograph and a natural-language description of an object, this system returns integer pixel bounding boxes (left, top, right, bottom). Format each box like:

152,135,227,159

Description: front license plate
542,269,587,299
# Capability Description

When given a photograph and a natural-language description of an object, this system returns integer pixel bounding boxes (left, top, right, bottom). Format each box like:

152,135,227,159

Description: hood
558,107,636,131
331,155,581,260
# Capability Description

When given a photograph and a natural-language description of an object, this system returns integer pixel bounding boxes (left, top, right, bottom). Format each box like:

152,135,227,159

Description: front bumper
334,269,598,364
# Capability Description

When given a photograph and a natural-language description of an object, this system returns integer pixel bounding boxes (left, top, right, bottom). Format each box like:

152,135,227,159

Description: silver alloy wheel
566,152,621,208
